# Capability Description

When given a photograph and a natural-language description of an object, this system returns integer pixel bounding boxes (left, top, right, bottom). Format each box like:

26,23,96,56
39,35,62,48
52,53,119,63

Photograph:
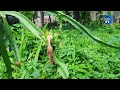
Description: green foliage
3,17,20,63
0,21,120,79
18,11,34,21
49,11,120,49
0,11,120,79
79,11,91,24
107,11,112,15
2,11,44,39
0,11,45,78
85,20,104,30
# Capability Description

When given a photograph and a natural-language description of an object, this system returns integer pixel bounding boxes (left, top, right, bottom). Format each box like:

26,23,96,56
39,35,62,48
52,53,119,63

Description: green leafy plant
0,11,120,79
0,11,69,79
47,11,120,49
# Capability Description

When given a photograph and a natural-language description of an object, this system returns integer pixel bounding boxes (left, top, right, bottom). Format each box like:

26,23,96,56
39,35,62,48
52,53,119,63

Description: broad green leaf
54,51,69,79
0,17,12,79
48,11,120,49
1,11,44,39
2,17,20,63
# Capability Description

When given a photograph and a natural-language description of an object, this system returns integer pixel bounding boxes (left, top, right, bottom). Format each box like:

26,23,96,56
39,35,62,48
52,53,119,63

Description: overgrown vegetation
0,11,120,79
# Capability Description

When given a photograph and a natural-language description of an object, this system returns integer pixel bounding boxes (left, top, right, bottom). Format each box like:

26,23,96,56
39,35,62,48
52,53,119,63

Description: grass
0,23,120,79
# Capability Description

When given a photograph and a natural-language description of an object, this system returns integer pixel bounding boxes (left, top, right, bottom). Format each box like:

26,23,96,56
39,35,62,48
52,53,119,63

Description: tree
113,11,120,23
90,11,97,21
33,11,44,27
73,11,80,22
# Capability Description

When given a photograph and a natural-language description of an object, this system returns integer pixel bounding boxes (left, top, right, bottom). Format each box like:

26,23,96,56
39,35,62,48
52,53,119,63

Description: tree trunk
33,11,44,27
40,11,44,27
73,11,80,22
113,11,120,23
90,11,97,21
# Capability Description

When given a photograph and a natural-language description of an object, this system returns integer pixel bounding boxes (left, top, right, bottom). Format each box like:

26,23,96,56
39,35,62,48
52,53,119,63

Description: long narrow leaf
48,11,120,49
34,44,41,64
54,51,69,79
19,30,25,59
0,17,12,79
1,11,44,39
2,17,20,63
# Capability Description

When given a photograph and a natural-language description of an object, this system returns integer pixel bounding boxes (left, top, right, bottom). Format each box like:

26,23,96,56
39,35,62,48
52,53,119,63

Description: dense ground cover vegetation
0,11,120,79
1,22,120,79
